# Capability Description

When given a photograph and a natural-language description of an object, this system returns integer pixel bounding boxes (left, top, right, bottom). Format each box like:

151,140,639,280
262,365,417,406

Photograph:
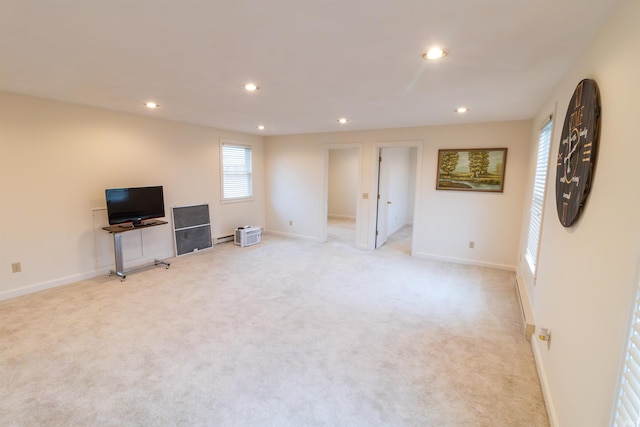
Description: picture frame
436,148,507,192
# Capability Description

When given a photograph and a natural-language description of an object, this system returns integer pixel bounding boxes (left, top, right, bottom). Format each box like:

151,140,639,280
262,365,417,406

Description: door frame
369,140,424,254
374,147,388,248
321,143,364,247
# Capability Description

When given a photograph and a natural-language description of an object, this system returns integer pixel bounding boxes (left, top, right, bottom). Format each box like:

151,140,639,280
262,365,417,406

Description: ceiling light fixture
243,83,259,92
144,101,159,109
338,118,349,124
257,125,265,130
422,48,448,61
455,107,469,113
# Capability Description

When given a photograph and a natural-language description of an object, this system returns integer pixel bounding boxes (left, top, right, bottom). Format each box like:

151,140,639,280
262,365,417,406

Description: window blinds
221,144,253,200
525,118,553,275
614,285,640,426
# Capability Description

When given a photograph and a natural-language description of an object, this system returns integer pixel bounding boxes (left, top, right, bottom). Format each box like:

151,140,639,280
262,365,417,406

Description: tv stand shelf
102,220,170,282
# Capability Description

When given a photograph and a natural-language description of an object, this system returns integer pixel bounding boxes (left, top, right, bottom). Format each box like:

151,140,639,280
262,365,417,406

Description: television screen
105,186,165,226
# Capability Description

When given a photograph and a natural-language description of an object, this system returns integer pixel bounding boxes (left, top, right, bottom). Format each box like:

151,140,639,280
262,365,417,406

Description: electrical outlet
11,262,21,273
468,241,475,249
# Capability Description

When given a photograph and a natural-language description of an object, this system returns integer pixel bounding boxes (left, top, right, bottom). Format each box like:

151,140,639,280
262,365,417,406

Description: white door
375,149,390,248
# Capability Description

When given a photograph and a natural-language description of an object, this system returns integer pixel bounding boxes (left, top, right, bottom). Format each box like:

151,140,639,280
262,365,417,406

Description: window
525,117,553,275
613,279,640,426
221,142,253,201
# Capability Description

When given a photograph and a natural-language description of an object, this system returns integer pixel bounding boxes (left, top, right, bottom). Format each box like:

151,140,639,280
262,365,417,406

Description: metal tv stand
102,220,171,282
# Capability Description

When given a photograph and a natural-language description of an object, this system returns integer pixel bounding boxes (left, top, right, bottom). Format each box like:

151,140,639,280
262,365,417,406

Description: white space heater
234,226,262,247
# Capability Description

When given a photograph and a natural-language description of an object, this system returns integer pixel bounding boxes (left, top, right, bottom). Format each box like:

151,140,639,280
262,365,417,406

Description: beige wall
265,120,531,268
328,148,358,219
0,92,265,299
516,0,640,424
5,4,637,419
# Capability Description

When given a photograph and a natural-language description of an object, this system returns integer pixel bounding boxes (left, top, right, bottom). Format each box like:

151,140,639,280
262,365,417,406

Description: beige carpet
0,227,549,426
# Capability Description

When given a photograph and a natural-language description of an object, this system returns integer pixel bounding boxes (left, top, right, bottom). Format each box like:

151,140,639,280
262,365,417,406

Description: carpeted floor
0,222,549,426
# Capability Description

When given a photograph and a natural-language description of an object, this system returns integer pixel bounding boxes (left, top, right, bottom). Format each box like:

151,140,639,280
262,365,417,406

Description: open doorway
323,145,360,248
374,146,419,255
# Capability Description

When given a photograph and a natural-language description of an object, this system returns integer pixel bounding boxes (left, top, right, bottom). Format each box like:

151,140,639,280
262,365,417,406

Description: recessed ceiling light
144,101,159,109
422,48,448,60
243,83,259,92
257,125,265,130
455,107,469,113
338,118,349,124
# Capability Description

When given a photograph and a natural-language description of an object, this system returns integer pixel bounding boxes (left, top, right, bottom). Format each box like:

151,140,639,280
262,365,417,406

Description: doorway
322,145,361,248
374,145,419,254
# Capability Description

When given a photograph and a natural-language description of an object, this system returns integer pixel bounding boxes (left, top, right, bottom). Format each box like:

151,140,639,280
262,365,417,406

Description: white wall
265,120,531,268
0,92,265,300
516,0,640,424
328,148,358,219
381,146,415,235
407,147,417,225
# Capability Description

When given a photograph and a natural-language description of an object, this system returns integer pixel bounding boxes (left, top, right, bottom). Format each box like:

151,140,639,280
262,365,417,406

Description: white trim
0,270,107,301
412,251,515,271
328,214,357,220
538,113,553,130
321,143,363,244
532,339,559,426
370,140,424,254
524,115,554,279
265,229,323,242
220,139,254,202
0,251,174,301
220,196,255,204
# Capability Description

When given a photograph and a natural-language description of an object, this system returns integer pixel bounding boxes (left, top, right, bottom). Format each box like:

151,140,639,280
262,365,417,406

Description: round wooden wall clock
555,78,601,227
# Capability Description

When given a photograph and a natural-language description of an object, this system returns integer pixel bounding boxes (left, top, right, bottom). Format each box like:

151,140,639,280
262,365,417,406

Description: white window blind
613,282,640,426
525,118,553,275
221,143,253,200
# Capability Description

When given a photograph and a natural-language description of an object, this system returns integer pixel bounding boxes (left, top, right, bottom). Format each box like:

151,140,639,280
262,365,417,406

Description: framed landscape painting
436,148,507,192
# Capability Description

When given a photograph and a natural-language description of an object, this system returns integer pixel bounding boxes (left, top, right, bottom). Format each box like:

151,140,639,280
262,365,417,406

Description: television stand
102,220,170,282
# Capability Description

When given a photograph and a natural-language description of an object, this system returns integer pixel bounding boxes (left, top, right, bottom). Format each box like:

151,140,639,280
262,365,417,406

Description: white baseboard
388,222,409,237
532,340,558,426
412,251,515,271
328,214,356,220
0,269,107,301
265,229,323,242
268,229,369,251
0,252,174,301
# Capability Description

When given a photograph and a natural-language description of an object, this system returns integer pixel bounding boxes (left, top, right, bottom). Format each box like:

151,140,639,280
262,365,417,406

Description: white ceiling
0,0,619,136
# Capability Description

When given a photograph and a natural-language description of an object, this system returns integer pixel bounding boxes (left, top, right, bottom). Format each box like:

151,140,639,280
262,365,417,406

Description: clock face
555,79,601,227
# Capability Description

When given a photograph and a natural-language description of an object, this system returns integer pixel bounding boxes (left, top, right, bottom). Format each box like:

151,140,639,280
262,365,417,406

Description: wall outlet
11,262,21,273
468,241,475,249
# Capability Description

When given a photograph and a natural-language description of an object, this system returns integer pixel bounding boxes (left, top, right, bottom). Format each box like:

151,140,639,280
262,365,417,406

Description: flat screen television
105,186,165,226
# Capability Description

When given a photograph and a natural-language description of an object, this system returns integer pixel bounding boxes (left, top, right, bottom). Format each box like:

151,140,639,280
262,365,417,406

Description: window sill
524,253,537,280
221,196,255,205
